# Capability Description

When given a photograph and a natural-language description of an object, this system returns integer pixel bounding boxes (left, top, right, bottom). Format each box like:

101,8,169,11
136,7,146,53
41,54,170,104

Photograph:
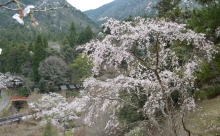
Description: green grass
185,96,220,135
65,130,73,136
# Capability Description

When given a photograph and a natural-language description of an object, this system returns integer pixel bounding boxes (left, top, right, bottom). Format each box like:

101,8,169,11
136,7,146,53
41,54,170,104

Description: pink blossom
31,20,38,26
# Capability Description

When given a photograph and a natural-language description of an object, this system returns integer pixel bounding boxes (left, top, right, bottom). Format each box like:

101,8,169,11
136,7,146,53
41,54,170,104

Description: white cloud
66,0,114,11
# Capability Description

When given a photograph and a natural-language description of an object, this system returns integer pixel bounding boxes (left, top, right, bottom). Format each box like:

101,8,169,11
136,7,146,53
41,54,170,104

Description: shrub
43,120,58,136
196,62,216,83
17,87,28,96
194,86,220,100
66,91,79,97
205,86,220,99
194,89,207,100
127,127,144,136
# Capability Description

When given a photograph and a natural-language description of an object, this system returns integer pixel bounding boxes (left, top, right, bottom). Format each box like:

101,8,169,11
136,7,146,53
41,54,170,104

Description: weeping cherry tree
79,17,216,135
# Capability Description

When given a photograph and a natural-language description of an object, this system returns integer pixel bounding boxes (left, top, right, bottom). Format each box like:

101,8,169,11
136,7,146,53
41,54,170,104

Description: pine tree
77,25,94,45
154,0,181,17
84,25,94,42
77,30,86,45
187,0,220,43
42,36,48,48
68,22,77,48
28,42,34,51
32,35,45,81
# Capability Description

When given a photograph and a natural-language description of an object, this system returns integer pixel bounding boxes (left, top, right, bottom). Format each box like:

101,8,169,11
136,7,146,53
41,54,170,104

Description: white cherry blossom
23,5,35,16
12,13,24,25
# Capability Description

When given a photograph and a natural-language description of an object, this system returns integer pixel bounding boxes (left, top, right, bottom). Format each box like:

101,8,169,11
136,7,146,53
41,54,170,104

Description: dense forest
0,0,220,135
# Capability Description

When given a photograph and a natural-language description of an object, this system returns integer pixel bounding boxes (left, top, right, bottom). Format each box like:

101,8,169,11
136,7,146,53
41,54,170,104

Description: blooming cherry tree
28,92,79,128
78,17,216,135
0,72,20,89
0,73,7,89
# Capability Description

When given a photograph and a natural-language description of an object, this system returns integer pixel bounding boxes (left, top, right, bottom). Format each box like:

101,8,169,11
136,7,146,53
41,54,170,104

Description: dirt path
0,90,10,112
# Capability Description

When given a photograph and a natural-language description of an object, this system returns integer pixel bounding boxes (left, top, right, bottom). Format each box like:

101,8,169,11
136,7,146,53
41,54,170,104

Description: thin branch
155,34,160,69
0,0,15,7
127,40,153,71
0,6,18,11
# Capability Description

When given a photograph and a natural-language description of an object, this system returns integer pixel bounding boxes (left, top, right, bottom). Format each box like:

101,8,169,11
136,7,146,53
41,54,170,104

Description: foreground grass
186,96,220,135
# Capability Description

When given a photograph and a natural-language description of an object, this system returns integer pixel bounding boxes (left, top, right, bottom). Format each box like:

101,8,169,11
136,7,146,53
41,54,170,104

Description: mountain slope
0,0,99,41
84,0,200,22
84,0,158,22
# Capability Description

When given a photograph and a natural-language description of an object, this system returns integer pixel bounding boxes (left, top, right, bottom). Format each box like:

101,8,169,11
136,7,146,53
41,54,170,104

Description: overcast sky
66,0,114,11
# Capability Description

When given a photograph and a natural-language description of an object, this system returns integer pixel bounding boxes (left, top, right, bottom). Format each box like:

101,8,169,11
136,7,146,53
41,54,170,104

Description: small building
11,78,23,86
68,85,76,90
60,85,68,91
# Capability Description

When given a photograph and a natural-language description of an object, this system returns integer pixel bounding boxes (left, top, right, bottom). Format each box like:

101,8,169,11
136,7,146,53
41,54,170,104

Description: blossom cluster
12,3,38,26
28,92,78,128
0,72,21,89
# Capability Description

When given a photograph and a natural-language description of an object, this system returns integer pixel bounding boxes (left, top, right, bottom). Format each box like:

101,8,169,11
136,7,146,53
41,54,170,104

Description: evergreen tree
0,38,11,72
187,0,220,43
33,35,45,81
69,53,93,85
78,25,94,45
6,46,18,73
84,25,94,42
154,0,181,17
4,43,29,73
28,42,34,51
61,45,74,64
61,37,69,46
42,36,48,48
17,43,30,73
68,22,77,48
77,30,86,45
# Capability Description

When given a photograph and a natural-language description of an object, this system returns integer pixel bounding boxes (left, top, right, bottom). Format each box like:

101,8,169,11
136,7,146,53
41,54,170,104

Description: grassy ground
186,96,220,135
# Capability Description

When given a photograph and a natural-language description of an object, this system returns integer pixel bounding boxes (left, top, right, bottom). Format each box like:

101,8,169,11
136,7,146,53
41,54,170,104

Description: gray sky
66,0,114,11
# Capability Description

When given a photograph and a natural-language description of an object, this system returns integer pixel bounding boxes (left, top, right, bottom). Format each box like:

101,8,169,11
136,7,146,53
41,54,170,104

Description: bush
43,120,58,136
66,91,79,97
17,87,28,96
127,127,144,136
196,62,216,83
2,109,9,117
194,86,220,100
119,105,142,123
206,86,220,99
194,89,207,100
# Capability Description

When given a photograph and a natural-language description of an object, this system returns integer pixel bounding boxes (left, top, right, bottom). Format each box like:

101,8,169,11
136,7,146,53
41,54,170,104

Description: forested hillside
84,0,158,22
0,0,98,42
